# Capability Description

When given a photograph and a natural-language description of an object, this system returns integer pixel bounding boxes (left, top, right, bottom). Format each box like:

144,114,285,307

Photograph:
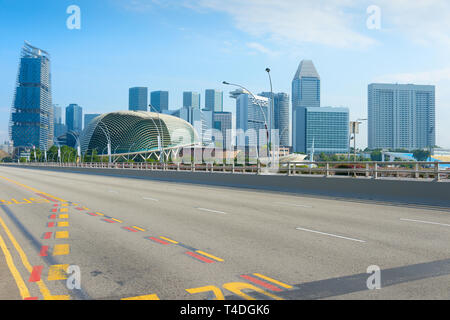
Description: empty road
0,165,449,300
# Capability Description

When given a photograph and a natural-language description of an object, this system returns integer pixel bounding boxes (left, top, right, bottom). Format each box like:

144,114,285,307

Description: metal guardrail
3,161,450,182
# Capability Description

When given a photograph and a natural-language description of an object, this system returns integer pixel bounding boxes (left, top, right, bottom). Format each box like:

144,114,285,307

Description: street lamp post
97,119,112,163
222,81,270,166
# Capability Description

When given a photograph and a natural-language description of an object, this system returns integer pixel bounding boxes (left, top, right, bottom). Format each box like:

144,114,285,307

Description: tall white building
368,83,435,150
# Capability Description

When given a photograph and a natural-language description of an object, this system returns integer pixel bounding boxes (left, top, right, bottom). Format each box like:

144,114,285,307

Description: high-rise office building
205,89,223,112
150,91,169,113
10,42,53,150
260,92,290,147
213,111,232,149
292,60,320,152
129,87,148,111
368,83,435,150
300,106,349,154
232,90,269,147
183,92,201,109
66,104,83,133
176,106,213,145
53,104,67,138
84,114,101,129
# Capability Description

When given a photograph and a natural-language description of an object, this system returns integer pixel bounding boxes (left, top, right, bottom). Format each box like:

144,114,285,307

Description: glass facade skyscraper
205,89,223,112
66,104,83,133
213,111,232,149
84,114,101,130
292,60,320,152
368,83,435,150
183,91,201,109
260,92,290,147
304,107,349,154
10,42,53,150
129,87,148,111
150,91,169,113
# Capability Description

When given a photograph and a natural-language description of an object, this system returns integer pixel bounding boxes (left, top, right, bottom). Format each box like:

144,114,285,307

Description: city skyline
0,1,449,149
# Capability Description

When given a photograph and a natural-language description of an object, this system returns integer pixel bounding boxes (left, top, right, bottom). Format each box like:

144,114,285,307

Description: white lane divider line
295,227,366,243
196,208,228,215
400,218,450,227
108,190,118,194
275,202,313,208
143,197,159,201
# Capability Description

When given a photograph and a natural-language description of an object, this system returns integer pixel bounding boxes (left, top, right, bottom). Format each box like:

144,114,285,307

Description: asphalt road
0,166,449,300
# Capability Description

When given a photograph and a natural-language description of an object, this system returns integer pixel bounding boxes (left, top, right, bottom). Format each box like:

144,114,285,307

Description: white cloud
188,0,376,49
246,42,277,55
373,68,450,84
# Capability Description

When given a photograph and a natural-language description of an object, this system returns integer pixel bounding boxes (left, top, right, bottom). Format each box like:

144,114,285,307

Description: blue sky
1,0,449,148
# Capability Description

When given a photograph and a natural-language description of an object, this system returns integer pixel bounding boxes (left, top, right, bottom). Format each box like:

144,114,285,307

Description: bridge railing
4,161,450,181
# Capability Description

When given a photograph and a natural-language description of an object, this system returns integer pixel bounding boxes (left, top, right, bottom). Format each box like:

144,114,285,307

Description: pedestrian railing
4,161,450,182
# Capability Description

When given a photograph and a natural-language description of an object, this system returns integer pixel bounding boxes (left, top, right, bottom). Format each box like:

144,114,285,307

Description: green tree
412,149,431,161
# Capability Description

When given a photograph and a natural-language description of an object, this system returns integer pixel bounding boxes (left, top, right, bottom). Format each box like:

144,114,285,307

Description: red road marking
102,218,116,223
51,208,57,213
49,214,56,219
43,232,52,239
75,207,85,211
87,212,98,216
24,297,38,300
39,246,49,257
35,193,58,203
47,222,55,228
147,237,169,245
185,251,215,263
122,227,138,232
239,275,283,292
53,204,59,207
29,266,44,282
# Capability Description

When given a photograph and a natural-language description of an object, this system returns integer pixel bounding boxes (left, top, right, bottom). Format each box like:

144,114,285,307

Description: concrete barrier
4,165,450,208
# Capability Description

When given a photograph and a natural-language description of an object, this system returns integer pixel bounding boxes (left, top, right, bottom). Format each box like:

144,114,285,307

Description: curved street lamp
148,104,165,163
222,80,270,163
97,119,112,163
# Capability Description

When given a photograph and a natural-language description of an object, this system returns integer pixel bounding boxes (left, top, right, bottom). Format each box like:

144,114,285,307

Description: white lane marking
275,202,313,208
400,218,450,227
108,190,118,193
196,208,228,215
295,227,366,243
143,197,159,201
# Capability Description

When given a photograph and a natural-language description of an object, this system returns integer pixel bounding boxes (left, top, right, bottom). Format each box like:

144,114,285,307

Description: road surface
0,166,449,300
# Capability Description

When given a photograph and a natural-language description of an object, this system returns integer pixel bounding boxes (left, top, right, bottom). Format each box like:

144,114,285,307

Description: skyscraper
292,60,320,152
150,91,169,113
183,92,201,109
129,87,148,111
368,83,435,150
10,42,53,150
53,104,67,138
232,90,269,147
66,104,83,133
303,106,349,154
213,111,232,149
260,92,290,147
205,89,223,112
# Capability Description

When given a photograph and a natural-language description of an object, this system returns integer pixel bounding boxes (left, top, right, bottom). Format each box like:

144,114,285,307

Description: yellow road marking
132,226,146,232
55,231,69,239
53,244,70,256
0,233,31,299
59,208,68,213
59,214,69,219
195,250,224,262
0,215,64,299
222,282,283,300
47,264,69,281
0,200,12,205
252,273,293,289
95,212,105,216
186,286,225,300
11,198,32,204
57,221,69,227
0,175,67,203
61,203,68,207
111,218,122,223
121,294,160,300
160,236,178,244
